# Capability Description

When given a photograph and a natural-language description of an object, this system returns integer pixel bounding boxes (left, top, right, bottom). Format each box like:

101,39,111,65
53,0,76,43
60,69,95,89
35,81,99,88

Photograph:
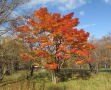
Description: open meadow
0,70,111,90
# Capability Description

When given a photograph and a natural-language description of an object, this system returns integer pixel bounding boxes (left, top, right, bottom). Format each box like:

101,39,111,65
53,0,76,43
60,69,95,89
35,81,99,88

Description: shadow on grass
75,72,92,80
58,71,92,82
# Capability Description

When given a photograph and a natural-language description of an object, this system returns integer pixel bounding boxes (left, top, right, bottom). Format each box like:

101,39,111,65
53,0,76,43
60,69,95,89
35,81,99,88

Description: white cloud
104,0,111,4
79,11,85,16
10,11,19,18
77,24,96,29
21,0,91,11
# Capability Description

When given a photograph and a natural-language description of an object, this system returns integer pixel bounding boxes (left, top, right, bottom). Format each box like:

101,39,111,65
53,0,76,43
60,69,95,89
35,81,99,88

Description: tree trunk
0,65,6,82
88,63,94,72
30,65,34,77
51,70,58,84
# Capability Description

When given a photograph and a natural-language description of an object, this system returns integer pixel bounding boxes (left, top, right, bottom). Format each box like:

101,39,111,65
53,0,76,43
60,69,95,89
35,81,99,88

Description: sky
13,0,111,39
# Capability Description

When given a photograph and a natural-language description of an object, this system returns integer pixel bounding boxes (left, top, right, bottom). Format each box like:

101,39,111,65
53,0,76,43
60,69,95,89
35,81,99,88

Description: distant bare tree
89,34,111,70
0,0,27,36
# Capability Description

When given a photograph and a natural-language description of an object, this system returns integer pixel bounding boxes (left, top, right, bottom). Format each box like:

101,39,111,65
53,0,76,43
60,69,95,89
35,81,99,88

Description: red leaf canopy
16,8,97,69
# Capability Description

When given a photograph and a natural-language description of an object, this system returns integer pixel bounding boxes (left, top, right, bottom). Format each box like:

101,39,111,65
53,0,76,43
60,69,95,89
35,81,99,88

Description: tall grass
0,71,111,90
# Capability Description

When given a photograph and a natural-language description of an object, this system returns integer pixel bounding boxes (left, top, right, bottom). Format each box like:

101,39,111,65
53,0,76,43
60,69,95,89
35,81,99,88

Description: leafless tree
0,0,27,36
88,34,111,71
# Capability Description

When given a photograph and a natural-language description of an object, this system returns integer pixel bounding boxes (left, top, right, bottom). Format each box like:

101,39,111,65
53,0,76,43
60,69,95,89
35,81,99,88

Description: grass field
0,71,111,90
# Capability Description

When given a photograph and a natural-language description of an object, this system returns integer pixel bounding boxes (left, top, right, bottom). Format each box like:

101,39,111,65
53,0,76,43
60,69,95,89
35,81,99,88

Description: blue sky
13,0,111,39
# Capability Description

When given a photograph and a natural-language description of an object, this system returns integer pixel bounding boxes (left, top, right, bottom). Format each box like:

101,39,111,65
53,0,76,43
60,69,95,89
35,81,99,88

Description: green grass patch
0,71,111,90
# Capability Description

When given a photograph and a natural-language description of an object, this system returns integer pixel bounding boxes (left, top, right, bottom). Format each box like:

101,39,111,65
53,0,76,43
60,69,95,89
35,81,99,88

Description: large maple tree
16,8,97,83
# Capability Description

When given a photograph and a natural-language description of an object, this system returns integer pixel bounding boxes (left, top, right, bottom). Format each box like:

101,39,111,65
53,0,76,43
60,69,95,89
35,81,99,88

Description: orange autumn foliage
20,53,32,60
77,50,90,57
75,60,87,64
25,37,38,43
16,25,32,33
75,58,94,64
16,8,97,69
44,63,58,70
38,36,50,43
40,42,53,47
